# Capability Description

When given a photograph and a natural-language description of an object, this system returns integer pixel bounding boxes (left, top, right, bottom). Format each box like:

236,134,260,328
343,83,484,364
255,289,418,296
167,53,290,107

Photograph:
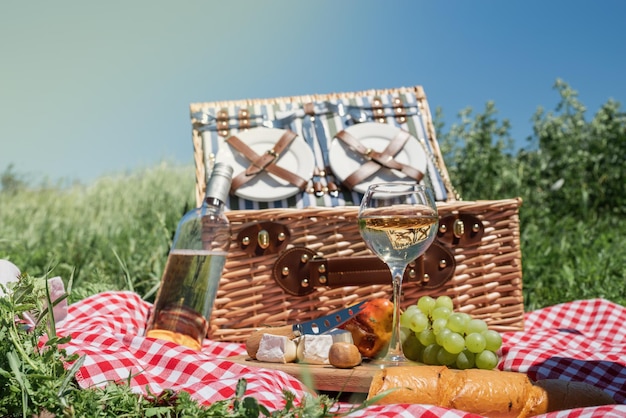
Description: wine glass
358,182,438,366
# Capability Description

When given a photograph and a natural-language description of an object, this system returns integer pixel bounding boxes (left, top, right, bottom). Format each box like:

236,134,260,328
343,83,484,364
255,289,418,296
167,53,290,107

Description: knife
245,300,367,359
293,300,366,336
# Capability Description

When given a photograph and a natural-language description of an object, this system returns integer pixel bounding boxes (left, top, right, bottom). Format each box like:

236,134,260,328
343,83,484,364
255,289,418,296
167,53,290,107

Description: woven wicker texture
208,198,523,343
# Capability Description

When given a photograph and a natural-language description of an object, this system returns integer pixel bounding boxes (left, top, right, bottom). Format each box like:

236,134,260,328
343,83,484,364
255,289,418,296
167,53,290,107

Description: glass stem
386,263,407,362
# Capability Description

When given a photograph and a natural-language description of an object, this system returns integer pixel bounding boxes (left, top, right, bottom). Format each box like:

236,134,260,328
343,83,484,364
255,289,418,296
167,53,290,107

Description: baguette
367,366,615,418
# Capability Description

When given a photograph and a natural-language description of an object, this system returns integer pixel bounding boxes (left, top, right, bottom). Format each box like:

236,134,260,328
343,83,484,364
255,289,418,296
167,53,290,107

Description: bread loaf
367,366,615,417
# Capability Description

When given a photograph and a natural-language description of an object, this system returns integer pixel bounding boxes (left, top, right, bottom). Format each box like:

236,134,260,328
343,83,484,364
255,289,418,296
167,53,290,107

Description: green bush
439,80,625,309
438,101,522,201
527,80,626,219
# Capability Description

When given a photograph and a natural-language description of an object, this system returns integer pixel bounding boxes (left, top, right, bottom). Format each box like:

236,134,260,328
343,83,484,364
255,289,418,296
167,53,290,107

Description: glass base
369,353,420,368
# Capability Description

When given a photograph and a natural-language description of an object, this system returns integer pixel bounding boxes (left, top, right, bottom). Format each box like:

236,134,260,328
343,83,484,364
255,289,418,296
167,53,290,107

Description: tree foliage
527,80,626,219
440,79,625,219
439,102,521,200
438,79,625,310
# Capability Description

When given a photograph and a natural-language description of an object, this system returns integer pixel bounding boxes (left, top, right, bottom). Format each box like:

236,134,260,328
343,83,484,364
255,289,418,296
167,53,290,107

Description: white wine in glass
358,182,438,366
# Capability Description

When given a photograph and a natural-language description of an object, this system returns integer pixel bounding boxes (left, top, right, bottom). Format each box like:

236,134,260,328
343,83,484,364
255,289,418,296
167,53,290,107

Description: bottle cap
206,162,233,203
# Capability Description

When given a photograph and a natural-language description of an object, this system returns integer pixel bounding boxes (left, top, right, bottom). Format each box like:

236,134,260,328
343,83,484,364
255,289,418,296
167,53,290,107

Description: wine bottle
146,163,233,350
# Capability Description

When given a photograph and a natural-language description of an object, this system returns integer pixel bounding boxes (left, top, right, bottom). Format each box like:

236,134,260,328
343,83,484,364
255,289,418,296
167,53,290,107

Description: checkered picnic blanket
57,291,626,417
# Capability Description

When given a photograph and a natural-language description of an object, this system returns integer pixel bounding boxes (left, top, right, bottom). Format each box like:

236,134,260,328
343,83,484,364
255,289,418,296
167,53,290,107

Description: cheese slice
256,334,297,363
296,334,334,364
328,329,354,344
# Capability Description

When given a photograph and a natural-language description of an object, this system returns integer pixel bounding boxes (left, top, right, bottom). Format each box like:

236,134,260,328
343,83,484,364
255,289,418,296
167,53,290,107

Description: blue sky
2,1,625,185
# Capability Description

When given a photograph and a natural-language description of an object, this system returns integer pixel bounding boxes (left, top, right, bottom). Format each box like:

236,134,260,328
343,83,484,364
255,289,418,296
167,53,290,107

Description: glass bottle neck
202,197,225,214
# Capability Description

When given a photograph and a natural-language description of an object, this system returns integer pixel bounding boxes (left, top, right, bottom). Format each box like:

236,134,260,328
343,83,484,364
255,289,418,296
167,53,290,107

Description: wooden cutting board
226,355,382,393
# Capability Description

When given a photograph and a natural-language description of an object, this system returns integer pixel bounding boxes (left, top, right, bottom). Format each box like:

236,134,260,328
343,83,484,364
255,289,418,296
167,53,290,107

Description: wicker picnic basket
189,86,524,343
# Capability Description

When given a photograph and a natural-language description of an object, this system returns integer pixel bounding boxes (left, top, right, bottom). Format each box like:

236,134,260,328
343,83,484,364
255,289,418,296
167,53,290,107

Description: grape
417,329,436,346
441,331,465,354
465,332,487,353
466,318,489,334
402,332,423,362
456,312,471,324
446,312,469,333
409,312,429,333
435,327,452,346
399,309,413,328
475,350,499,370
400,326,411,344
417,295,436,315
456,349,475,369
436,346,458,366
401,296,504,370
431,306,452,321
400,305,420,328
434,295,454,311
400,308,428,333
482,330,503,352
432,318,448,335
406,304,421,313
422,343,440,365
458,312,472,323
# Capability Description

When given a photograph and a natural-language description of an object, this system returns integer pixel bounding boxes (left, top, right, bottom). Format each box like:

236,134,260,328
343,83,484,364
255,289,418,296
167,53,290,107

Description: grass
1,162,624,310
0,162,196,303
520,214,625,310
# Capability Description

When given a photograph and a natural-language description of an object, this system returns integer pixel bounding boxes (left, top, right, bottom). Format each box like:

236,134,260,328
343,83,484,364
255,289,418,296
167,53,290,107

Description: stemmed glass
358,182,438,366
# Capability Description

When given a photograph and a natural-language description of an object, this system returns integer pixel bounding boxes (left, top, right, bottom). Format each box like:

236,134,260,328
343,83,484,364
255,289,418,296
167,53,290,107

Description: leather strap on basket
334,129,424,190
272,241,455,296
227,130,309,193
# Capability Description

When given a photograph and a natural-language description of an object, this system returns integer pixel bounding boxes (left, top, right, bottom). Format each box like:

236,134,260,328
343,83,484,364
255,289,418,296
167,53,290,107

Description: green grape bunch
400,295,503,369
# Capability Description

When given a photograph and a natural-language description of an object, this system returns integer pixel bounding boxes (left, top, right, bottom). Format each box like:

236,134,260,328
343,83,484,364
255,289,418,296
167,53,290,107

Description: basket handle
272,241,455,296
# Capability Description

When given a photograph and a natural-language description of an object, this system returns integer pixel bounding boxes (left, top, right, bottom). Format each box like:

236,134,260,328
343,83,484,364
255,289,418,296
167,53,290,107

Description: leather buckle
272,242,455,296
237,221,290,256
437,214,484,246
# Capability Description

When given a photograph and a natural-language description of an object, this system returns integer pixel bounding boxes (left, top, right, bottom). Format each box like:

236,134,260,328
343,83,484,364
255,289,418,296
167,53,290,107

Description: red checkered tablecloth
57,291,626,417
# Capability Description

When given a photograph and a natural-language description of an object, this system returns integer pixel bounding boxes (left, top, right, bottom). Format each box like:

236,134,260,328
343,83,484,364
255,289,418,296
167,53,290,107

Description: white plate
218,128,314,202
329,123,427,194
